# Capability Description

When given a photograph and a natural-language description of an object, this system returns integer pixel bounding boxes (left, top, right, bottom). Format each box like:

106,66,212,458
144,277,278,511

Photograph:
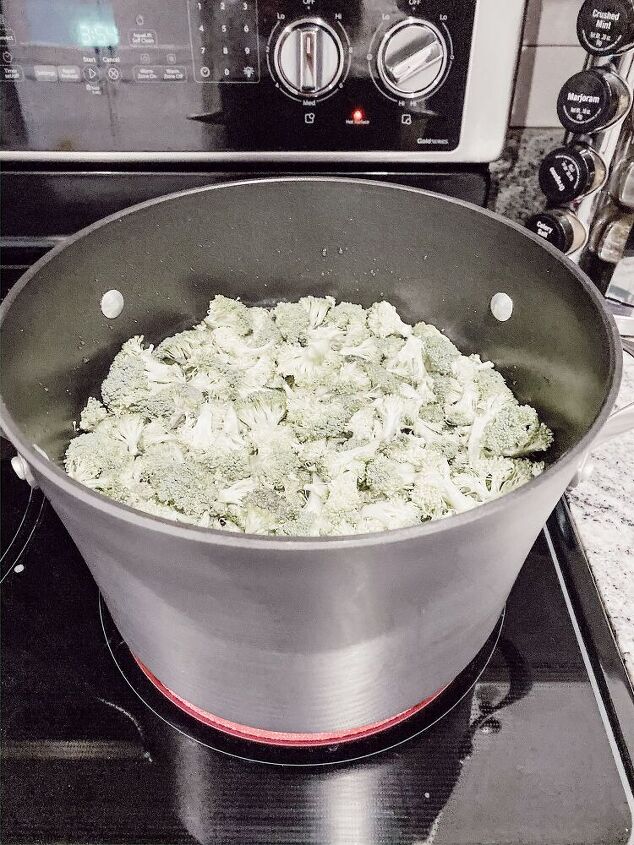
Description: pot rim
0,176,623,550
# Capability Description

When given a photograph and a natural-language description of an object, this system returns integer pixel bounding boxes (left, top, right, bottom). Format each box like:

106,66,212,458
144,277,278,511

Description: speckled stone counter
567,354,634,682
490,127,564,224
492,130,634,683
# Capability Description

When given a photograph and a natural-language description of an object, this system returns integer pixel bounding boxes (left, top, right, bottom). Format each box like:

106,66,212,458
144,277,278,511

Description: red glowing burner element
135,657,447,747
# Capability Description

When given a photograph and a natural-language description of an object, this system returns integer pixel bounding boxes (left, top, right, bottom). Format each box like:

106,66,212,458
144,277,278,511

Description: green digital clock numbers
75,19,119,48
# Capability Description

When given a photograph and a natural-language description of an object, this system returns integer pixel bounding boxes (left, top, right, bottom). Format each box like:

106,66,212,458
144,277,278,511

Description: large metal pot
1,178,632,739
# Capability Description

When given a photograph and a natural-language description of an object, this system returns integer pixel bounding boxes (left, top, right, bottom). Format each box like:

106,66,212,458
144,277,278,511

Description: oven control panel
0,0,524,161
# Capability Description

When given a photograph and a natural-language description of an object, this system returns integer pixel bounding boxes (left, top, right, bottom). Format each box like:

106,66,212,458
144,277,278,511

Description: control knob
377,18,448,99
577,0,634,55
273,18,344,97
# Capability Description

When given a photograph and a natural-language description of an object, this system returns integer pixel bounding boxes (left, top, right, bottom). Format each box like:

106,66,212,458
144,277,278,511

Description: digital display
25,0,119,48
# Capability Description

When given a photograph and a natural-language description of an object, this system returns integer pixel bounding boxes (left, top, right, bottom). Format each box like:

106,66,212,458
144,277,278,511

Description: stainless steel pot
1,178,632,738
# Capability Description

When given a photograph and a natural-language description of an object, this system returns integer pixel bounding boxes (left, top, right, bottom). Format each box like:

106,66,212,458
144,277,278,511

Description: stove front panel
0,0,524,161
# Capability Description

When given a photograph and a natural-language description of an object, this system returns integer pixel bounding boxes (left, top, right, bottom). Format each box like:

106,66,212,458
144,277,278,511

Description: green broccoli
204,295,251,336
364,454,418,497
66,296,553,536
482,403,553,457
367,301,412,339
273,301,311,343
359,499,421,532
79,397,108,431
299,295,335,328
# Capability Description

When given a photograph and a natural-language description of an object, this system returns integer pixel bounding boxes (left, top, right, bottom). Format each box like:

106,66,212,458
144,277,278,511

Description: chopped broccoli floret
286,393,359,441
359,499,421,532
299,295,335,328
424,334,461,375
273,301,311,343
482,403,553,457
66,296,552,535
364,454,417,497
141,457,220,519
339,336,382,363
204,295,251,336
101,335,185,413
241,488,300,534
79,397,108,431
367,301,412,339
325,301,368,336
65,430,134,491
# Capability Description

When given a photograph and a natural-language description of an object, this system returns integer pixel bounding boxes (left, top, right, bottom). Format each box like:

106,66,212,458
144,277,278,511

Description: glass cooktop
1,452,633,845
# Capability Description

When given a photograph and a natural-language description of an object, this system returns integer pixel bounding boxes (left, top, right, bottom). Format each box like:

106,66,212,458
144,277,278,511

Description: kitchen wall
511,0,585,127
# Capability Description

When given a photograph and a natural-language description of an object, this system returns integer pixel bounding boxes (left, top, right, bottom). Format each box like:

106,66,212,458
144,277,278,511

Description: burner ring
134,656,447,747
101,597,503,766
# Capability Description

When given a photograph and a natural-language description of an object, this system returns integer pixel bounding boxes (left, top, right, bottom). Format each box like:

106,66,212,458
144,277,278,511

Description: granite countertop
492,129,634,684
567,353,634,682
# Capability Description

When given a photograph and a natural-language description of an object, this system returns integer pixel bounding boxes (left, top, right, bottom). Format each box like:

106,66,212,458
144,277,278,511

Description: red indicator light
352,108,364,123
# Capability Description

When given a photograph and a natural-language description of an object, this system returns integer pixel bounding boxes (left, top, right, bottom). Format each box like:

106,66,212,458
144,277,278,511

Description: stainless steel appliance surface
0,178,628,737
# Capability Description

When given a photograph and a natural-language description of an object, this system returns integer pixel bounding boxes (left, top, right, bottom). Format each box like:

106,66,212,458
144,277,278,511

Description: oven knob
273,18,344,97
377,18,448,99
556,67,631,133
577,0,634,55
526,209,587,254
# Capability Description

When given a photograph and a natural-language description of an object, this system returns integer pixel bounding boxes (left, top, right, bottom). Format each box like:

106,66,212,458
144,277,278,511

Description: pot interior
0,179,616,466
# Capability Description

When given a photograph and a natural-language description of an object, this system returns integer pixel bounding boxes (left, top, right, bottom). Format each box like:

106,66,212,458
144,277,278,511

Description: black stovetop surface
1,452,633,845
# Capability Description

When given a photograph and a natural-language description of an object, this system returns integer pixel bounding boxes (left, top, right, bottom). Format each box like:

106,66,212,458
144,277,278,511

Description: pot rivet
101,289,124,319
490,292,513,322
11,454,38,488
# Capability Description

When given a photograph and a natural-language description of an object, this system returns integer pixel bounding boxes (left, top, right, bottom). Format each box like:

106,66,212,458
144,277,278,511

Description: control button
577,0,634,55
129,29,157,47
166,53,177,64
539,146,606,203
162,65,187,81
83,65,100,82
273,18,344,97
58,65,81,82
2,50,13,63
133,65,160,82
0,29,16,45
0,65,23,81
377,18,447,100
34,65,58,82
132,65,186,82
106,66,121,82
526,210,587,254
557,67,630,133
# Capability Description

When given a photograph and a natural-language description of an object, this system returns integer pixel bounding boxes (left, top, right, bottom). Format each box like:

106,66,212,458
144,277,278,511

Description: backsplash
511,0,585,127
